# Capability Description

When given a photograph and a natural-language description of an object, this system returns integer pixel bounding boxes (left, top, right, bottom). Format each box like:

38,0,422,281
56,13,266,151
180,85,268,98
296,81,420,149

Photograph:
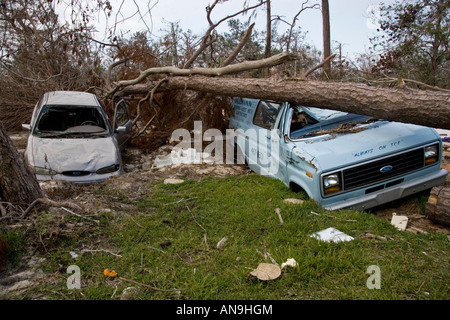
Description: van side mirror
22,124,31,131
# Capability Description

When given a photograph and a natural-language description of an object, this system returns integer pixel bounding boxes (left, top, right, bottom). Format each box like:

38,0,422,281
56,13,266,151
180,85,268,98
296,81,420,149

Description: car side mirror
22,124,31,131
115,126,127,133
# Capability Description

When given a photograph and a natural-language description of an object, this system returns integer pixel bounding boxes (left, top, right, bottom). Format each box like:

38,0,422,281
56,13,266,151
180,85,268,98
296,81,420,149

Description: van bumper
323,169,448,211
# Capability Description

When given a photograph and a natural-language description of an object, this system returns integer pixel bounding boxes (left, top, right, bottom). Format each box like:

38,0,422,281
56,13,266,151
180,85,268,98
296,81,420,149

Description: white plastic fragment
310,227,354,243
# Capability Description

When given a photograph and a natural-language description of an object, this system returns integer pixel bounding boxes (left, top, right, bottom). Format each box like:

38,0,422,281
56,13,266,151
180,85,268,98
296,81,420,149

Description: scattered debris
216,237,227,249
283,198,304,205
391,213,408,231
249,263,281,281
310,227,354,243
69,251,79,259
103,269,118,278
406,226,428,234
159,240,172,249
256,249,278,265
164,178,184,185
275,208,284,224
120,286,139,300
281,258,297,269
359,232,389,241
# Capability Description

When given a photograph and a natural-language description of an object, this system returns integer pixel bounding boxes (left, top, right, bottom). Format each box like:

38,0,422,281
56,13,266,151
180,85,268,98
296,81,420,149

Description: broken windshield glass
289,106,372,140
34,105,109,137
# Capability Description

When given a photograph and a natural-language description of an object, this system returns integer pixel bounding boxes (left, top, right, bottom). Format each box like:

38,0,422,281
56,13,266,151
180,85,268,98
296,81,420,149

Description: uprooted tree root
129,90,233,152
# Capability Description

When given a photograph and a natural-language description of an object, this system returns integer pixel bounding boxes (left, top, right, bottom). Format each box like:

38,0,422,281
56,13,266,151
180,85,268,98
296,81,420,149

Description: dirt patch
370,194,450,235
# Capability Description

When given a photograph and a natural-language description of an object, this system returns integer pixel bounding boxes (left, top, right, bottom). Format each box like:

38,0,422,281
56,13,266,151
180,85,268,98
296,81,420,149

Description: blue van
229,98,448,210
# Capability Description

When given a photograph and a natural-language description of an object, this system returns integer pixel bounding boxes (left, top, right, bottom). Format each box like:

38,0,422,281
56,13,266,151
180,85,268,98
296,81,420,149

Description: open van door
113,99,133,151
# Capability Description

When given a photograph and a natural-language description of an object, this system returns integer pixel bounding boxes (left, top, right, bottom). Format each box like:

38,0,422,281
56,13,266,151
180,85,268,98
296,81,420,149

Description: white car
22,91,132,182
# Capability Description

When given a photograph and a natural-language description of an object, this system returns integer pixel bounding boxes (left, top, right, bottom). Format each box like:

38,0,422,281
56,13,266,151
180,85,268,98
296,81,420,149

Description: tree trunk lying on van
116,76,450,130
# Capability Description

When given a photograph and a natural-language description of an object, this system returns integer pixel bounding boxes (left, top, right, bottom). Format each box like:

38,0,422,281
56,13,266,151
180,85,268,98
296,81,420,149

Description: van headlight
322,173,342,196
96,164,120,174
424,144,439,166
32,166,57,175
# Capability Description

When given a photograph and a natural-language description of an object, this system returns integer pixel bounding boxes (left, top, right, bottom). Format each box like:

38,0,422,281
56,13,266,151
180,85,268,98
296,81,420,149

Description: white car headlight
323,173,342,196
424,144,439,165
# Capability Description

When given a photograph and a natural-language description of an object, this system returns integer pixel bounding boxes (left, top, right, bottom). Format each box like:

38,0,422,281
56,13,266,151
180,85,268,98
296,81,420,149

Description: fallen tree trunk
118,77,450,129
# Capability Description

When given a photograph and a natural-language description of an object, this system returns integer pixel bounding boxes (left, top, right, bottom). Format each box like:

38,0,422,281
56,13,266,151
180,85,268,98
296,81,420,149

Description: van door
249,100,283,176
113,99,133,151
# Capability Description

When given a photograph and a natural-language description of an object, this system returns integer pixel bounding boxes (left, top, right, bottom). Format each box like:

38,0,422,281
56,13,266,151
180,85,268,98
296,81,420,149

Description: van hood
28,136,120,173
291,120,440,172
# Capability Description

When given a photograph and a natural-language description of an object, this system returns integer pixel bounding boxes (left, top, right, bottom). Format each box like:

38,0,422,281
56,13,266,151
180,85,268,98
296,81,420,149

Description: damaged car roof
41,91,100,106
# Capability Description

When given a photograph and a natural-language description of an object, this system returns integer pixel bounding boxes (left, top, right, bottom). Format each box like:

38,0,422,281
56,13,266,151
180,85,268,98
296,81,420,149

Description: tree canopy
370,0,449,88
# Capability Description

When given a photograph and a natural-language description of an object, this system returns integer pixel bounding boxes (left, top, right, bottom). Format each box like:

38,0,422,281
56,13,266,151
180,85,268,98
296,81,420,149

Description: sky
59,0,397,59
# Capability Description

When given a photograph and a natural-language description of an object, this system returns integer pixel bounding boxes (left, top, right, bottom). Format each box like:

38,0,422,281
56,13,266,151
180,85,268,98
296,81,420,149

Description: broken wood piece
406,226,428,234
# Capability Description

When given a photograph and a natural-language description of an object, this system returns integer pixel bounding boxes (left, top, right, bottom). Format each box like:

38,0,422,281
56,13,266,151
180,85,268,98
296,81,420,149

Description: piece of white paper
310,227,354,243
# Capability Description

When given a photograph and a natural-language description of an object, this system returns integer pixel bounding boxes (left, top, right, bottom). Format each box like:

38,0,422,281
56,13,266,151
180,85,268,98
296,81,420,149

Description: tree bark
119,77,450,129
321,0,331,77
0,121,43,207
264,0,271,77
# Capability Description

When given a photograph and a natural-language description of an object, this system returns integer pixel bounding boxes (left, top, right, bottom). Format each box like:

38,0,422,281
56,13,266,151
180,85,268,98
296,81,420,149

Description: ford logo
380,165,393,173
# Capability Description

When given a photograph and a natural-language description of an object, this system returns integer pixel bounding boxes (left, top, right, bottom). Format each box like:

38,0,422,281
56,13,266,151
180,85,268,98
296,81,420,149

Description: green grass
2,174,449,300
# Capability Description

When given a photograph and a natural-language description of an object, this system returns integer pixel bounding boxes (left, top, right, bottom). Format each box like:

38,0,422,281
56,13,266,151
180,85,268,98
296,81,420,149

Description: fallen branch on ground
0,197,82,222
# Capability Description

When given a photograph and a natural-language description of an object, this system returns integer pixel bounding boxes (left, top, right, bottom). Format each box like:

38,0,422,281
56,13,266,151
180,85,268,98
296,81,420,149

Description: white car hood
28,136,120,173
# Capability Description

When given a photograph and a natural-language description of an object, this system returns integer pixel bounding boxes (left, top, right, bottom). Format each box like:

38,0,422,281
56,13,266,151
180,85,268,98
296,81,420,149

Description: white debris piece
281,258,297,269
152,147,214,168
391,213,408,231
283,198,304,205
216,237,228,249
164,178,184,185
310,227,354,243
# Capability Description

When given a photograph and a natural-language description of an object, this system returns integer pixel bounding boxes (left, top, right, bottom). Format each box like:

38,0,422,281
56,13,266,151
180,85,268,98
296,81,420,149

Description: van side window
253,101,282,129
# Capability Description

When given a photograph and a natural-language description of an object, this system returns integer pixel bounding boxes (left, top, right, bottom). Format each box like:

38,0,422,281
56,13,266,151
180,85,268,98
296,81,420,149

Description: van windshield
289,106,371,139
34,105,109,138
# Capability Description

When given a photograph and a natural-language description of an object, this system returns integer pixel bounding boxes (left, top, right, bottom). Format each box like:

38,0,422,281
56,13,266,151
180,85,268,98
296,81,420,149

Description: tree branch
108,52,298,98
303,54,336,78
221,22,255,67
183,0,266,69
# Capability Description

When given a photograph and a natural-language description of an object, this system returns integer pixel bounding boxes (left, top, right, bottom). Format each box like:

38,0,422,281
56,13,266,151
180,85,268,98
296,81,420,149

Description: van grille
342,148,424,190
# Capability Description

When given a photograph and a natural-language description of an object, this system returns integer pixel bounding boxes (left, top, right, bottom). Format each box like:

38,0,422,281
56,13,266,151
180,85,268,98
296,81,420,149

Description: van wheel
289,182,305,194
